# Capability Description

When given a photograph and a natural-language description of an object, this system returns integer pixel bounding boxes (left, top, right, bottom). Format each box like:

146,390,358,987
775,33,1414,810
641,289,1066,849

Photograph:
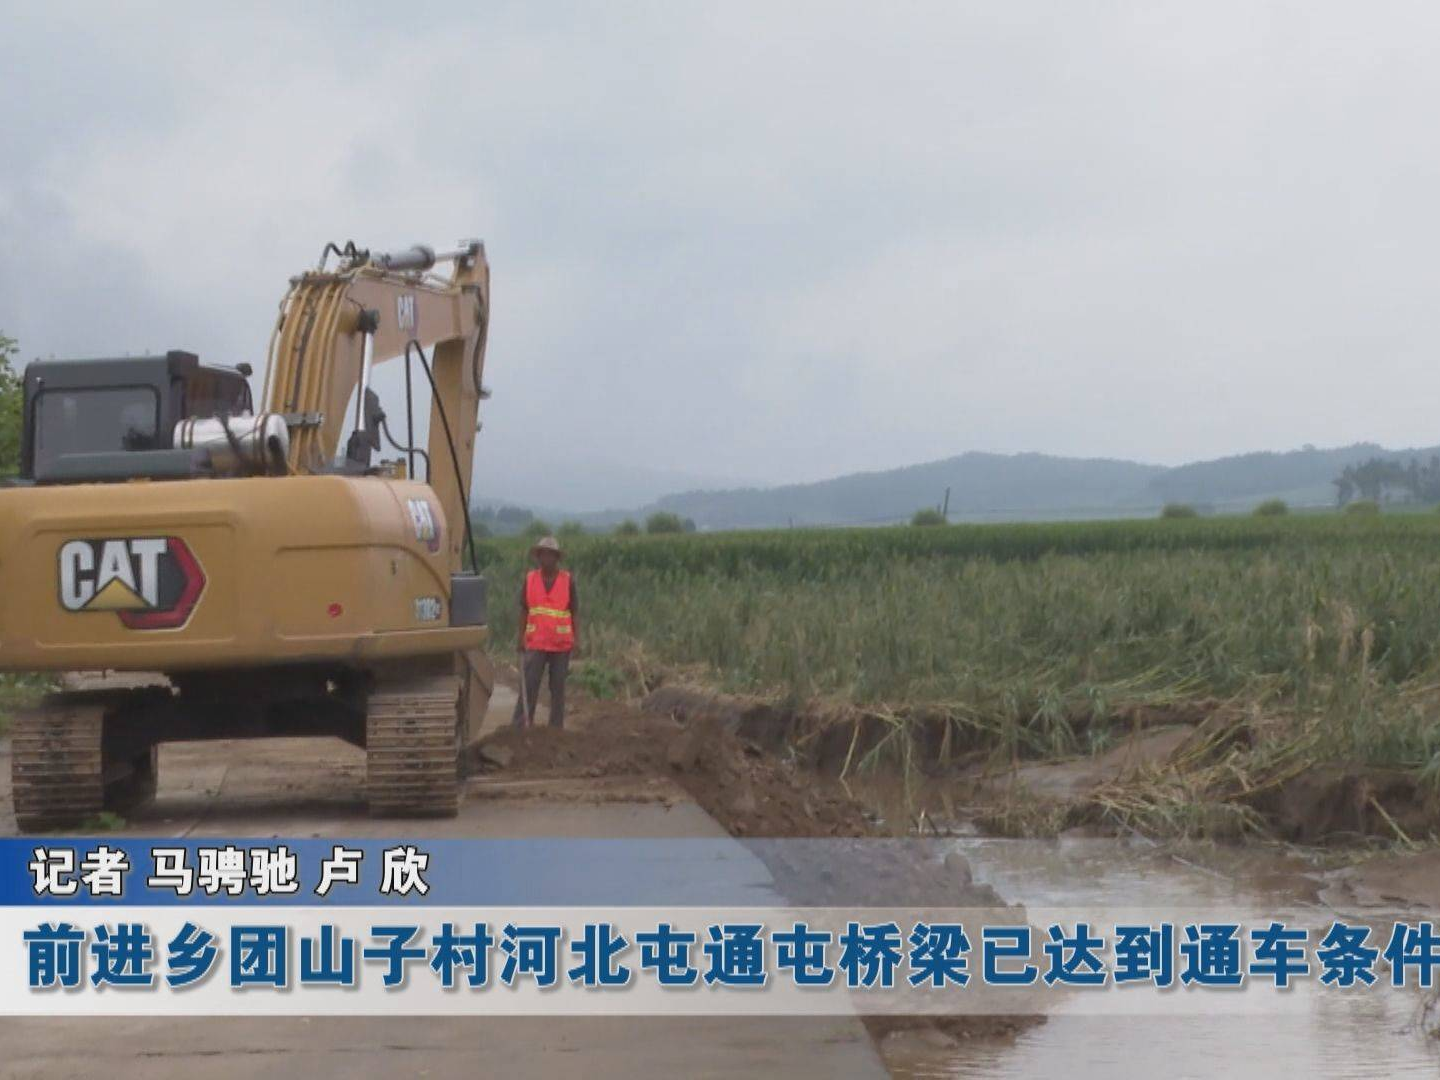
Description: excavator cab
20,350,254,483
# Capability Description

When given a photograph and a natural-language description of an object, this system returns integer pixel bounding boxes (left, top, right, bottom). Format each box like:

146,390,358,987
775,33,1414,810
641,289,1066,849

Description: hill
638,452,1164,529
547,442,1440,532
1140,443,1440,510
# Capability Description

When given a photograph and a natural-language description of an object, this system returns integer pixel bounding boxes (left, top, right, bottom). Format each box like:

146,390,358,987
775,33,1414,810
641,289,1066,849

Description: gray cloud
4,2,1440,509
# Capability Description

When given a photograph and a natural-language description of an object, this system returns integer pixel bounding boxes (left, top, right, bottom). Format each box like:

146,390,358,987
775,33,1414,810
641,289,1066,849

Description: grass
571,659,624,700
76,811,127,833
477,512,1440,790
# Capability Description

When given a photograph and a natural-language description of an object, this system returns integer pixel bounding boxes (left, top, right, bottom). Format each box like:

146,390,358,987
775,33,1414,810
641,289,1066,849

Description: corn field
479,514,1440,775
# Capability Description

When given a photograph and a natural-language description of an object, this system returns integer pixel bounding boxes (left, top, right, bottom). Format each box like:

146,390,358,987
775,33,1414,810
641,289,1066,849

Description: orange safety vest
524,569,574,652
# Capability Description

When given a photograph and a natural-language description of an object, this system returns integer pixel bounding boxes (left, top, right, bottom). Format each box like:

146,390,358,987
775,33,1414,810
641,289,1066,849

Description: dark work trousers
512,649,570,728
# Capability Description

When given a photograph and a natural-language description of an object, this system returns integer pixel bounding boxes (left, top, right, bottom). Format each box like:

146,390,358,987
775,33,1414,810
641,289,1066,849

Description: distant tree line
1332,456,1440,505
642,512,695,534
471,504,535,537
0,332,20,476
472,503,696,539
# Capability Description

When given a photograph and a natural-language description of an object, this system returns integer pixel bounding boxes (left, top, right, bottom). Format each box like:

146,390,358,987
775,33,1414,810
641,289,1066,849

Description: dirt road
0,687,889,1079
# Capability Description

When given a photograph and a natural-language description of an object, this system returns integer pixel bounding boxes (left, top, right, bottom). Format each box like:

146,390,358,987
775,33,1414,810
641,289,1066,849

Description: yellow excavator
0,239,494,829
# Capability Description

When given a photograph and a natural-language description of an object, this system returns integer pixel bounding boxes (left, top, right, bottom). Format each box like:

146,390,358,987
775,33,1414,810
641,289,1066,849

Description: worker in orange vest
512,535,580,728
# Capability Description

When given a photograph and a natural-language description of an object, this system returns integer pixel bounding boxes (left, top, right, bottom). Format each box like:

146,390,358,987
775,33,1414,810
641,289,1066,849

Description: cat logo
58,537,206,630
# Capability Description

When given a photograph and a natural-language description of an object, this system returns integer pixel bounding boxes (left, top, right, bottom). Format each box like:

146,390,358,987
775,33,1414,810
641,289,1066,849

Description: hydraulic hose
405,340,479,572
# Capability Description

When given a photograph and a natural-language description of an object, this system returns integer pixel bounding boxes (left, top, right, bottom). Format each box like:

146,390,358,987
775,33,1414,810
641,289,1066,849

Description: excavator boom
263,240,490,573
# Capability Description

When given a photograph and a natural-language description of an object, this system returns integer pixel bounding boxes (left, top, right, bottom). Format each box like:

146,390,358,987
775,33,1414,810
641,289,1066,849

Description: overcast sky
4,2,1440,509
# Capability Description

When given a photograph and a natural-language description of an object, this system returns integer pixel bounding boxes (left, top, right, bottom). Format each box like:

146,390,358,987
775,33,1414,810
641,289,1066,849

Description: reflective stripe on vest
524,570,574,652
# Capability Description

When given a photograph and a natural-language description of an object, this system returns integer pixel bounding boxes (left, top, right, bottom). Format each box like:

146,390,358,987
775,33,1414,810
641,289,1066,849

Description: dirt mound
474,703,875,838
642,685,798,752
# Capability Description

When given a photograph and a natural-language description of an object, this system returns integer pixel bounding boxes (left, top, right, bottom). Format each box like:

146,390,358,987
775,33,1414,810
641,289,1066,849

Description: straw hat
530,535,563,558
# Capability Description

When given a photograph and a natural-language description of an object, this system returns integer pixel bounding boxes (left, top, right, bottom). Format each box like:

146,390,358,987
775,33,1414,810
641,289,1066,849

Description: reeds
479,513,1440,779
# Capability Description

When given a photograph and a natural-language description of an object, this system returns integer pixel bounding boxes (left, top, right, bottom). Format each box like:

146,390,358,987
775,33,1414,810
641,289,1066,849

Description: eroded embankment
634,684,1440,846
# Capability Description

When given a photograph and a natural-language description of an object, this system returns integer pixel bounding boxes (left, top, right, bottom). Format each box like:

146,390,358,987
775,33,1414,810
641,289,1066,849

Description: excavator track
11,702,105,832
366,675,463,818
10,688,162,833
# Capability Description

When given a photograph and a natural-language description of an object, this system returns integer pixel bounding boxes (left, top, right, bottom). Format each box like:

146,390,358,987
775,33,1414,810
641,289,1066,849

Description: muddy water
888,835,1440,1079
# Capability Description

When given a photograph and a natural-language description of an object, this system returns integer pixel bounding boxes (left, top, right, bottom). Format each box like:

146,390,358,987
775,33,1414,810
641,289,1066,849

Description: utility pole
941,486,951,521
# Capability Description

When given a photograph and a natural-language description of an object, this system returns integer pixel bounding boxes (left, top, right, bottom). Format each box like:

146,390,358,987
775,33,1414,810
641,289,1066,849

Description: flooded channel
886,834,1440,1078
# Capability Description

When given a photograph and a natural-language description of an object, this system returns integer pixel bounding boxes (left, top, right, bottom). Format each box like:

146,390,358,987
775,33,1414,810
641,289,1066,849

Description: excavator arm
261,240,490,573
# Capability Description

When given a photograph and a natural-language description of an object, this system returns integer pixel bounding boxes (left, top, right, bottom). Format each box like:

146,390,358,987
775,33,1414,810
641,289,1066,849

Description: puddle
885,835,1440,1079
